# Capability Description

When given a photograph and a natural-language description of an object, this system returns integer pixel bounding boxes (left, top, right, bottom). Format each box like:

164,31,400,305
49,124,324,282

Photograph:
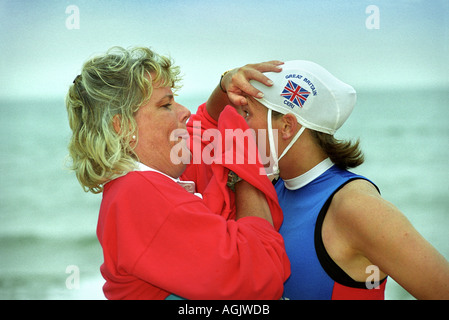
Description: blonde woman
66,46,290,299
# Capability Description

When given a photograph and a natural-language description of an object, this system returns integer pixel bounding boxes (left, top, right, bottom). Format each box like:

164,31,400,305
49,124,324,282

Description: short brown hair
310,130,364,169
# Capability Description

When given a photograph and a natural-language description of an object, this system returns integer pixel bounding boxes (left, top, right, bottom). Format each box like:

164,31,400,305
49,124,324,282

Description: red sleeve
98,171,290,300
211,106,285,231
182,103,284,231
182,102,217,193
134,203,289,300
182,102,236,220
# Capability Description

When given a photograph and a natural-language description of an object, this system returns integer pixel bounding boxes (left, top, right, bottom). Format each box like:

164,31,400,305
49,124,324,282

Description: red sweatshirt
97,104,290,299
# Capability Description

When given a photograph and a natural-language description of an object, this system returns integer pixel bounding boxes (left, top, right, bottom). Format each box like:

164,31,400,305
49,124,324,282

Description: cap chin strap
267,108,306,178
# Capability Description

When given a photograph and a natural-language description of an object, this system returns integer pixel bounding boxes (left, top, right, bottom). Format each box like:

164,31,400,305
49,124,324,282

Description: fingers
244,61,283,85
223,60,284,106
242,69,274,89
242,60,283,90
251,60,284,73
228,91,247,107
229,71,275,101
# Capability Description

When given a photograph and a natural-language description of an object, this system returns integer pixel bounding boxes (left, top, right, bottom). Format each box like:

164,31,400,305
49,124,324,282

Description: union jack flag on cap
280,80,310,108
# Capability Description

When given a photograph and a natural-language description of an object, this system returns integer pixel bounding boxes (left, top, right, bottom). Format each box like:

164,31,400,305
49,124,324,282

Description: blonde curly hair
65,46,182,193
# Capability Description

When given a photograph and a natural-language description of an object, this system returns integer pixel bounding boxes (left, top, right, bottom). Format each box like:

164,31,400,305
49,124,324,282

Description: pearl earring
132,135,136,140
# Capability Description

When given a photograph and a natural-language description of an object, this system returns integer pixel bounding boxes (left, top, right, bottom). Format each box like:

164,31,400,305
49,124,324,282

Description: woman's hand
207,61,283,121
221,61,284,106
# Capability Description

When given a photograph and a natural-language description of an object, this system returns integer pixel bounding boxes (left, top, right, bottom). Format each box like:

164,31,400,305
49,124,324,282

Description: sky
0,0,448,100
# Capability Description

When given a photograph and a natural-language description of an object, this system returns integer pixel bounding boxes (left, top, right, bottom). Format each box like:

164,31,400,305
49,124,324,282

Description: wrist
219,69,232,93
234,179,273,226
227,170,242,192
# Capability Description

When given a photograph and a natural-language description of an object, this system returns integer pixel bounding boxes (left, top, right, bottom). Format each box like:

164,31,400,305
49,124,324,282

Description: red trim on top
331,279,387,300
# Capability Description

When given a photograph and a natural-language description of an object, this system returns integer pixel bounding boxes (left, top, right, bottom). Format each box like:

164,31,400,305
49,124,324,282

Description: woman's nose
177,103,191,123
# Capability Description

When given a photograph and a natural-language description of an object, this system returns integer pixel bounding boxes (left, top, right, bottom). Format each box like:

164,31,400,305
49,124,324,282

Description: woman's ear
113,114,137,143
112,114,121,134
280,113,300,140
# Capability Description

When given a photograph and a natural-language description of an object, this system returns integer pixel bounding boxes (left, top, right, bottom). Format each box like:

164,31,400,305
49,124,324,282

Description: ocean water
0,88,448,300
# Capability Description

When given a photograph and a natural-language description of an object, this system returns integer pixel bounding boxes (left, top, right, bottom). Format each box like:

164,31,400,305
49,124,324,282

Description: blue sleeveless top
276,159,386,300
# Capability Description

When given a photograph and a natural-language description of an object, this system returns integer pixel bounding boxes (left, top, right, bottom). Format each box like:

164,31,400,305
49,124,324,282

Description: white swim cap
250,60,356,135
250,60,356,177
